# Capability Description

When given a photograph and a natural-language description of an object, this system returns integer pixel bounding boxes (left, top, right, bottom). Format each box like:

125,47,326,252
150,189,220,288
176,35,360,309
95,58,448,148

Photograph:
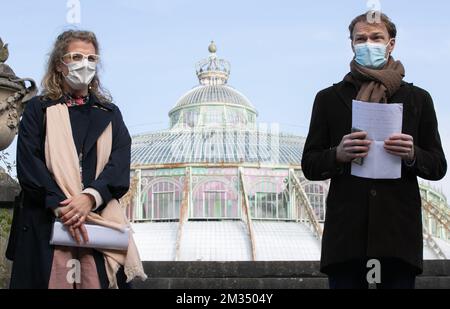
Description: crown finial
196,41,230,86
208,41,217,54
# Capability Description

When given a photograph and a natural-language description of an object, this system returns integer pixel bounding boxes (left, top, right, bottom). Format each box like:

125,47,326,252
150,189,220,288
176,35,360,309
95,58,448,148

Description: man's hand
59,193,95,229
336,131,372,163
384,133,415,161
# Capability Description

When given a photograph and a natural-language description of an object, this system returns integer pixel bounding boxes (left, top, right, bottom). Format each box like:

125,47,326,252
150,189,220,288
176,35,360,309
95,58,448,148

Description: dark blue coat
6,94,131,289
301,80,447,275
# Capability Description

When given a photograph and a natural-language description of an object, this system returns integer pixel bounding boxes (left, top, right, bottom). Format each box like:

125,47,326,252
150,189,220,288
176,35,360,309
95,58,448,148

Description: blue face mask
354,41,391,69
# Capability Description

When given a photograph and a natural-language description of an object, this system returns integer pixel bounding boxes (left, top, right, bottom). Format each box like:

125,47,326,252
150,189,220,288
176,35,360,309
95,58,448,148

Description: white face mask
63,58,97,90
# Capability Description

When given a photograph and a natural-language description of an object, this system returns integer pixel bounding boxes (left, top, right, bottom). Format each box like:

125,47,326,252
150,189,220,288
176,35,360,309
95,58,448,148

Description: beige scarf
45,103,147,288
345,57,405,103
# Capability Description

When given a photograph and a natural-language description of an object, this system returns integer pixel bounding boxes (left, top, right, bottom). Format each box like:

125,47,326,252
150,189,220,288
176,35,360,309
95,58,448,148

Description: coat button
370,189,377,197
22,226,29,232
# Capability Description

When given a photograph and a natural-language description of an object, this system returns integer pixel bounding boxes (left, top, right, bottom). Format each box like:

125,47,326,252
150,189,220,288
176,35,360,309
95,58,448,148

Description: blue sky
1,0,449,198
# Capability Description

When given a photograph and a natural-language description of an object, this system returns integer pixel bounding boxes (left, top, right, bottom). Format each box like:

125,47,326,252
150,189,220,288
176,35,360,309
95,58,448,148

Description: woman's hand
59,193,95,229
68,224,89,245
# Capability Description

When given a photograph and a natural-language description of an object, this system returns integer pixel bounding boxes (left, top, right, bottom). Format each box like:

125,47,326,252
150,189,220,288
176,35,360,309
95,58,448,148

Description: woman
7,30,145,288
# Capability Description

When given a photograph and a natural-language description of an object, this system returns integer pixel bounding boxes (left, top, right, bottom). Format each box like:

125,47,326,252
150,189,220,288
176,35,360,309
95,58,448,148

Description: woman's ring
74,214,80,221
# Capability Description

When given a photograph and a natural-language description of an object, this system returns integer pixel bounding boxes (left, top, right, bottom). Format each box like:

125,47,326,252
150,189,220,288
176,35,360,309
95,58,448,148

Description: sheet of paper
50,221,130,250
351,100,403,179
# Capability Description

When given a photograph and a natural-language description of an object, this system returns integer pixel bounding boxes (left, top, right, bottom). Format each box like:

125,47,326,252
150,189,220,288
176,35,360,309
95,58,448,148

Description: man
301,11,447,289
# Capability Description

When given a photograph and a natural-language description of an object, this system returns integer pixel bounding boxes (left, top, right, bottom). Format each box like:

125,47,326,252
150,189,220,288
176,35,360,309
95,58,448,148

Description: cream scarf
45,103,147,288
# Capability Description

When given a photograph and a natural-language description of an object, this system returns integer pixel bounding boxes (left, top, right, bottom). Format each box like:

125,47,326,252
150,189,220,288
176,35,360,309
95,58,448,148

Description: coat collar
41,94,115,155
40,93,114,111
84,95,115,155
332,77,411,112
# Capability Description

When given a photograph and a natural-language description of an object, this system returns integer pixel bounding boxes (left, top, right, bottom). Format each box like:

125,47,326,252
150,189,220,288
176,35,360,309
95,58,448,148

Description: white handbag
50,220,130,250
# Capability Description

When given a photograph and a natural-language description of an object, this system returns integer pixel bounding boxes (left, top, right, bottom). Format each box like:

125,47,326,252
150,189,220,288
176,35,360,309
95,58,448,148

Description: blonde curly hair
41,30,112,103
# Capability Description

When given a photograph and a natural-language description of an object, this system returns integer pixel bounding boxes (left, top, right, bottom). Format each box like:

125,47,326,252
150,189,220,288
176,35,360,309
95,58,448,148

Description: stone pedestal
0,37,37,151
0,169,19,289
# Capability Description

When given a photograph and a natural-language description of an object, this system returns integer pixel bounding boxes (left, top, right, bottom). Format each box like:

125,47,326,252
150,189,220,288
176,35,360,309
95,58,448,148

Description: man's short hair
349,11,397,39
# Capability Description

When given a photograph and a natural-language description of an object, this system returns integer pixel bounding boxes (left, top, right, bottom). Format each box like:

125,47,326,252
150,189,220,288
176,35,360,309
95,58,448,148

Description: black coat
6,95,132,289
301,80,447,275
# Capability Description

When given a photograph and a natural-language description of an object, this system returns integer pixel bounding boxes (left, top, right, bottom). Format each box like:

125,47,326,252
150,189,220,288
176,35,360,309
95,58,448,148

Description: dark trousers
117,266,132,289
328,258,416,289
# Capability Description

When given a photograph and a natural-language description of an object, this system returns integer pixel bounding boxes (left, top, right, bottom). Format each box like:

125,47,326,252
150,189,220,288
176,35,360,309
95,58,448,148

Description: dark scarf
62,93,90,107
344,57,405,103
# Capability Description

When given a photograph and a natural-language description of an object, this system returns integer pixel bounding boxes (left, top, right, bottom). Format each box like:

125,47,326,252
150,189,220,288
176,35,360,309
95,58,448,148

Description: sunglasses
62,52,100,64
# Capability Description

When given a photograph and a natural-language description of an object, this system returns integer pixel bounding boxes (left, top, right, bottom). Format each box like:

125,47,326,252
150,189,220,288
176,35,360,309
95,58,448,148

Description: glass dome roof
170,84,256,112
131,129,304,166
131,42,304,167
168,42,257,130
